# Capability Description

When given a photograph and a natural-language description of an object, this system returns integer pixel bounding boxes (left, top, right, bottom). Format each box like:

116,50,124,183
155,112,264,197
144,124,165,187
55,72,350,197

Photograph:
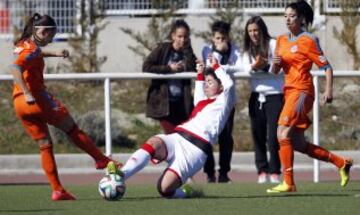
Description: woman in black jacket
143,19,197,134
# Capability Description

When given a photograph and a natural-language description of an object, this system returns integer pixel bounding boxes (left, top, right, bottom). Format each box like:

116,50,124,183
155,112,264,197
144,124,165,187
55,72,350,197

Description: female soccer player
267,1,352,193
242,16,283,184
10,13,119,200
108,56,236,198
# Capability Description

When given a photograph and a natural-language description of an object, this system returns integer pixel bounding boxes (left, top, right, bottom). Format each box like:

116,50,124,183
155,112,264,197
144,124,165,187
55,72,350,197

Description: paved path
0,151,359,185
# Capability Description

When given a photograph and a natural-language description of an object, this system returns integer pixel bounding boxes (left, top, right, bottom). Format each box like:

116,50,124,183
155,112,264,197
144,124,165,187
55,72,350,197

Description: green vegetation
1,77,359,154
0,182,359,215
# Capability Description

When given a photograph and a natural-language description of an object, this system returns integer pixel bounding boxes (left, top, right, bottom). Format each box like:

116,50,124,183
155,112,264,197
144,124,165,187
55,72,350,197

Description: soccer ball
98,173,126,201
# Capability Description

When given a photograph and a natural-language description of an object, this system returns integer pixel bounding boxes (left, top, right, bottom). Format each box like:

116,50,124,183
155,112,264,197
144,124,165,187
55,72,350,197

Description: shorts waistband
176,131,211,154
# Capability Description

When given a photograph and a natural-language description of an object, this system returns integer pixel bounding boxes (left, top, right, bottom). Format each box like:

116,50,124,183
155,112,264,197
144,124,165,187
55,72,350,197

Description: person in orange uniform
10,13,120,201
267,1,352,193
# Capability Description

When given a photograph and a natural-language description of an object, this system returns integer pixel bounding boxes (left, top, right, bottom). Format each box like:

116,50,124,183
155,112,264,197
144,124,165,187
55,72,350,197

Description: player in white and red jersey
108,56,236,198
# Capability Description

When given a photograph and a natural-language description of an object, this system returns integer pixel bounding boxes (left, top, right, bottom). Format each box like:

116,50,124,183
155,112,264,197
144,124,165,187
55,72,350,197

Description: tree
61,0,108,73
194,1,245,49
333,0,360,70
119,0,186,59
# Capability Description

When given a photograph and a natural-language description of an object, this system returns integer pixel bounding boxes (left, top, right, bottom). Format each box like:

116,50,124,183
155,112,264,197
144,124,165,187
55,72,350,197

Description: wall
0,15,357,74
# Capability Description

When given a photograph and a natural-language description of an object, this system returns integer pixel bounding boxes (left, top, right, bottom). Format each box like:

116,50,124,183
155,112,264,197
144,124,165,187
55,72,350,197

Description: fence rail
1,70,360,182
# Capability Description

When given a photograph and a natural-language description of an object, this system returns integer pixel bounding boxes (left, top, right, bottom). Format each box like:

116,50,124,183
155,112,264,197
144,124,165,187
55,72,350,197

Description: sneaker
96,157,123,170
269,174,280,184
106,161,124,177
339,158,353,187
207,175,216,183
218,174,232,183
182,184,204,198
257,172,267,184
51,190,76,201
266,181,296,193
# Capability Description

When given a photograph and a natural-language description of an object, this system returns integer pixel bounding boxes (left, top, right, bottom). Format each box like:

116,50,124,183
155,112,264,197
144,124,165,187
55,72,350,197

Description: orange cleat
51,190,76,201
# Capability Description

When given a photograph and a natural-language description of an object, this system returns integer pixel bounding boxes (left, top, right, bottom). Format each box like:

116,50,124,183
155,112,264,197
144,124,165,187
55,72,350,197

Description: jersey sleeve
12,49,34,72
301,37,332,70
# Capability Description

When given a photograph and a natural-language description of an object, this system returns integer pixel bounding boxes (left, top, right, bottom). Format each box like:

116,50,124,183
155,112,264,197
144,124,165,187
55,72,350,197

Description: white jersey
175,65,236,145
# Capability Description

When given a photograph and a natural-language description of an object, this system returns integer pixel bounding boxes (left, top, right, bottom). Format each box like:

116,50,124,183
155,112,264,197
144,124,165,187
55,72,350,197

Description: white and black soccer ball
98,173,126,201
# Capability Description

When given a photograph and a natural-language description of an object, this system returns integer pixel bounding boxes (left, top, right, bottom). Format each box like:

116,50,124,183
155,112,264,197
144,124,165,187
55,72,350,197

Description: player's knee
157,183,175,198
277,127,290,141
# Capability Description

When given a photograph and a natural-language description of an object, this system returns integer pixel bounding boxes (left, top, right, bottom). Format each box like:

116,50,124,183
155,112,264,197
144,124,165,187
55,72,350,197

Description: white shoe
257,173,267,184
269,174,280,184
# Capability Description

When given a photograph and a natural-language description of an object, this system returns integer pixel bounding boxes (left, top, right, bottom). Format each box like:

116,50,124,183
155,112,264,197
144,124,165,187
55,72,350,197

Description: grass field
0,182,359,215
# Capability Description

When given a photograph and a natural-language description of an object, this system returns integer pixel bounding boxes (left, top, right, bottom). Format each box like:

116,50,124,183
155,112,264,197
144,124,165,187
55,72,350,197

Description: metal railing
324,0,360,13
1,70,360,182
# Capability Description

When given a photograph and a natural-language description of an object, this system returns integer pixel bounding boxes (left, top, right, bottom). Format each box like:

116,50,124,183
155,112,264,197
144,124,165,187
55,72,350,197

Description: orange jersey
276,32,331,96
12,39,45,97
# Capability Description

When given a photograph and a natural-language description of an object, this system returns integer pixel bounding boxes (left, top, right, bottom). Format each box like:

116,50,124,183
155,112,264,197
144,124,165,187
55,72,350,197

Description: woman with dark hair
143,19,197,134
242,16,283,184
9,13,120,201
267,0,352,193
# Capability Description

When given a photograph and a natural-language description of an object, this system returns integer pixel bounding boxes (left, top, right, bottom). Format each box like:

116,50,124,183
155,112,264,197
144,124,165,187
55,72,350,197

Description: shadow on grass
0,209,64,213
202,193,350,199
78,193,350,202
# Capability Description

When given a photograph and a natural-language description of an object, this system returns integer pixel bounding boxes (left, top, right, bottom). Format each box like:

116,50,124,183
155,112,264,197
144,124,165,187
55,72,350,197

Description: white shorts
156,133,207,184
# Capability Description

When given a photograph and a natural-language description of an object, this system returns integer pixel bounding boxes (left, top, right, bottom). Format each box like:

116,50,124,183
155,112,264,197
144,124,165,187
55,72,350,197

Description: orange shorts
13,91,70,140
278,90,314,130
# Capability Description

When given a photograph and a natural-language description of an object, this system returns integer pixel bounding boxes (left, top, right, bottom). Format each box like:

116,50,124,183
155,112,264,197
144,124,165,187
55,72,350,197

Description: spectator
143,19,197,134
241,16,283,184
201,21,240,183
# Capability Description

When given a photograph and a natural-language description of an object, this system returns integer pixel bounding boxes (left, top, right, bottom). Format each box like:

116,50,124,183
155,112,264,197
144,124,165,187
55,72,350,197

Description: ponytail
286,0,314,28
14,13,57,45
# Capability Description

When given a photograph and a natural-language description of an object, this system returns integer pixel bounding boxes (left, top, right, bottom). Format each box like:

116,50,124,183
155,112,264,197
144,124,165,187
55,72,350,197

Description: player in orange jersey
267,1,353,193
9,13,121,201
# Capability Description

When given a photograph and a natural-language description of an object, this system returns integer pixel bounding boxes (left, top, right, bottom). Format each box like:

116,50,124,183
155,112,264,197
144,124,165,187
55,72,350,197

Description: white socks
121,149,151,180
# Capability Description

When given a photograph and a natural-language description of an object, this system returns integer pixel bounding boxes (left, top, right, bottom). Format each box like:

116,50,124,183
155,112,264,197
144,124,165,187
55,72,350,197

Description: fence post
104,78,112,156
313,75,320,183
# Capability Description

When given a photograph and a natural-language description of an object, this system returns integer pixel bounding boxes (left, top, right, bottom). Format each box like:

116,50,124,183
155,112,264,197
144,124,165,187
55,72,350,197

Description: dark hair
204,67,221,85
211,21,231,36
14,13,57,45
244,16,271,59
168,19,190,40
286,0,314,28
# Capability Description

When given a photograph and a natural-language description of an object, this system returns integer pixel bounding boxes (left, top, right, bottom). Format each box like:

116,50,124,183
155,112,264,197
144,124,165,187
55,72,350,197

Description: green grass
0,182,359,215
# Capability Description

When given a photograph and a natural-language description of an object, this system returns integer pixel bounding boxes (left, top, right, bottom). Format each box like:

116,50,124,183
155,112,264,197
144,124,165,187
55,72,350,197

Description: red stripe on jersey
189,98,216,119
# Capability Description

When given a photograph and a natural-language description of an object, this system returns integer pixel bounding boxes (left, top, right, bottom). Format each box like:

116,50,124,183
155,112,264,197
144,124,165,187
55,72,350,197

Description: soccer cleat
218,174,232,183
266,181,296,193
95,157,123,170
269,174,280,184
257,172,268,184
182,184,204,198
207,174,216,183
106,161,124,177
339,158,353,187
51,190,76,201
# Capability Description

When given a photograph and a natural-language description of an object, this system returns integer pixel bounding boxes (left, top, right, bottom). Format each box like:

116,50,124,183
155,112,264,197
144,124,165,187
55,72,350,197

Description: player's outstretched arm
321,67,333,105
9,65,35,104
41,49,70,58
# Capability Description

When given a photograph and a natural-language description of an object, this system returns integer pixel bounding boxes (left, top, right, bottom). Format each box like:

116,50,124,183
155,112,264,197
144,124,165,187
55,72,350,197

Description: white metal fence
1,70,359,182
1,0,353,38
0,0,78,38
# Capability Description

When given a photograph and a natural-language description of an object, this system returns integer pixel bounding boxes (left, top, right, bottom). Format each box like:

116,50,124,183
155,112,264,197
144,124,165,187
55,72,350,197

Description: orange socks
278,138,294,185
305,143,345,168
67,126,107,162
39,144,63,192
